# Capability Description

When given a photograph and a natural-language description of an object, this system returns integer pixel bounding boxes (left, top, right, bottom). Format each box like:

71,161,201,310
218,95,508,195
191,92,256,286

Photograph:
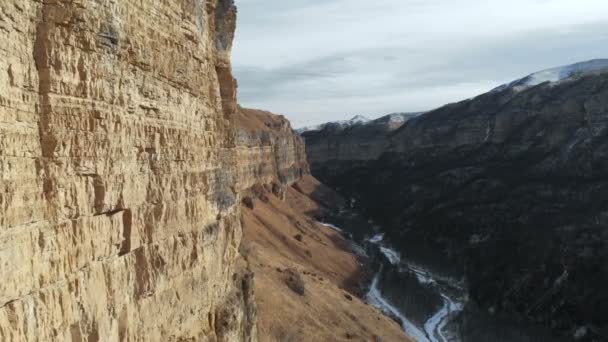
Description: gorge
303,60,608,342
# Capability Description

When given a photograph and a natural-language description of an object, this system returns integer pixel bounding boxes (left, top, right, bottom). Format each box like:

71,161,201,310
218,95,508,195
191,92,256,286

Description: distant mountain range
296,112,423,134
301,59,608,136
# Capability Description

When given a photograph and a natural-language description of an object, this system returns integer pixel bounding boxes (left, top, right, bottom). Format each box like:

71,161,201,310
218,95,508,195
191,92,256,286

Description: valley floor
239,175,411,342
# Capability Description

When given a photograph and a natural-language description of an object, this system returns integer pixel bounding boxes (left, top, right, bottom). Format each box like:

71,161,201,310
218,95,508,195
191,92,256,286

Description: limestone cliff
235,107,309,191
0,1,256,341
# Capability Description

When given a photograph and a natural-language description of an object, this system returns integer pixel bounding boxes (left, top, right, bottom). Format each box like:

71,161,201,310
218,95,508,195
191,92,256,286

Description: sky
232,0,608,128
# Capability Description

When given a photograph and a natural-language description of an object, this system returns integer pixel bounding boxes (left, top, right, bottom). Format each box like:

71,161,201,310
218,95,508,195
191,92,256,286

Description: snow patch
296,115,370,133
380,246,401,265
367,271,430,342
317,221,343,232
368,233,384,243
494,59,608,92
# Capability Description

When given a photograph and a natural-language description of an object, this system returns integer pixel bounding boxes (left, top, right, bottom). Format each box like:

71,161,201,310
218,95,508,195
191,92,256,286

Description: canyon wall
235,107,309,191
305,73,608,341
302,113,419,170
0,1,257,341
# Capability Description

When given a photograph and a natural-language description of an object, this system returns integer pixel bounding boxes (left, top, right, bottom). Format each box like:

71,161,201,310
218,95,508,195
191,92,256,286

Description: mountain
493,58,608,92
304,60,608,341
297,112,424,134
300,112,422,166
296,115,371,133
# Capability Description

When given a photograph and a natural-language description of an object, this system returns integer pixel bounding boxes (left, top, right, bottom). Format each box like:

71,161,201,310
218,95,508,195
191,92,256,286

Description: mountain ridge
492,58,608,92
304,60,608,341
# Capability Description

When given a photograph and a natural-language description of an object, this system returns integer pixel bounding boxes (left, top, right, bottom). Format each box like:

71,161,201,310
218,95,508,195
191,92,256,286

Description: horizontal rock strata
0,1,256,341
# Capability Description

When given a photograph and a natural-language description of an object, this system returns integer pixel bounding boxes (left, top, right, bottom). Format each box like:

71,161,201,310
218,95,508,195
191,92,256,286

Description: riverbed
319,217,466,342
318,211,567,342
366,233,466,342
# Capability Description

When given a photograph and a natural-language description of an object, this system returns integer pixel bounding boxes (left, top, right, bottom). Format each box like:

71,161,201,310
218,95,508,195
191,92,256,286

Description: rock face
302,112,420,166
235,107,309,191
0,1,257,341
305,72,608,340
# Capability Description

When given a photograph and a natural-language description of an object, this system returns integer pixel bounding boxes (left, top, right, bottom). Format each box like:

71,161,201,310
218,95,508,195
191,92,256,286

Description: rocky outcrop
306,72,608,341
0,1,256,341
235,107,310,191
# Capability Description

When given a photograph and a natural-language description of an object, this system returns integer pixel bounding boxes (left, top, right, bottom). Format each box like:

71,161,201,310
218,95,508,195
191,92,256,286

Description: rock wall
0,1,256,341
303,124,392,166
234,107,309,191
302,113,419,171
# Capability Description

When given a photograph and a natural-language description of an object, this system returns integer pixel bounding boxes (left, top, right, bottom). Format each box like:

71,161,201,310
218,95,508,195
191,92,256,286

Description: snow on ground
494,59,608,92
380,246,401,265
317,221,343,232
324,217,466,341
424,293,465,342
349,115,371,124
524,59,608,86
296,115,370,133
368,234,467,342
367,271,430,342
369,233,384,243
408,265,435,285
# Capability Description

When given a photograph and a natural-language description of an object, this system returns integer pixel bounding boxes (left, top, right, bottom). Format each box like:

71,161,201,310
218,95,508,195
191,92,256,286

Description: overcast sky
232,0,608,128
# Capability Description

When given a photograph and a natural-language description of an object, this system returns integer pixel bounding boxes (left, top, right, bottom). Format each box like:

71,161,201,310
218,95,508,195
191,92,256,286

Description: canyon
234,107,411,341
303,63,608,341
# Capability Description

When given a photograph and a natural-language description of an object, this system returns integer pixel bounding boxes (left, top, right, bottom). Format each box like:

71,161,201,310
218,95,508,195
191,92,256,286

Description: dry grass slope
240,175,412,342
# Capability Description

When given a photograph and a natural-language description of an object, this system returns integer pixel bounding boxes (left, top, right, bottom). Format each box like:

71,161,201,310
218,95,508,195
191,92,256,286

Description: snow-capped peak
494,59,608,92
348,115,371,124
296,115,370,133
524,59,608,86
382,113,416,124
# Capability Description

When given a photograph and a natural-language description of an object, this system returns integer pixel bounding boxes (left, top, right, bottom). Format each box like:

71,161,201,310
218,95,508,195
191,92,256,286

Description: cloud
233,0,608,127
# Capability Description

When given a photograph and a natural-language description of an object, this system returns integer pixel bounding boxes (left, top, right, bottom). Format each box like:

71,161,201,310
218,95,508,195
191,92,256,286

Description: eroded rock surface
235,107,309,190
0,1,256,341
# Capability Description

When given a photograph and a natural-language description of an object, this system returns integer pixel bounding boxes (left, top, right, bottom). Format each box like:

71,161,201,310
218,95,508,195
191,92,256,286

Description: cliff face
305,73,608,340
235,107,310,191
0,1,256,341
302,113,419,168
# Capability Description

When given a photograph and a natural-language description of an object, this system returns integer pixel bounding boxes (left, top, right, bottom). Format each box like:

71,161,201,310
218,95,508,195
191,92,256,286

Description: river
318,210,569,342
320,221,466,342
366,234,465,342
